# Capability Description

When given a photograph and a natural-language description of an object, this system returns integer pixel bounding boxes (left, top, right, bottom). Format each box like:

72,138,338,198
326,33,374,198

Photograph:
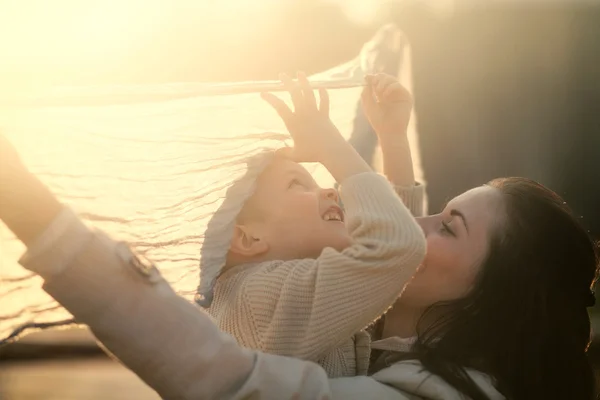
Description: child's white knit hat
195,150,275,307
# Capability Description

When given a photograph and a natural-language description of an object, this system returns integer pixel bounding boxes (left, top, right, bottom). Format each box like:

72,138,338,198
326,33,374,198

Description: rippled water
0,64,376,338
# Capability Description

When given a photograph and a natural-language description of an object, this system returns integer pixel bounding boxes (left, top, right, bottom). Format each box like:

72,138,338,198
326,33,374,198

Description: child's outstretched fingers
361,78,378,117
361,73,412,137
261,92,293,125
261,72,344,163
372,74,395,97
382,81,410,103
298,72,317,111
279,73,305,114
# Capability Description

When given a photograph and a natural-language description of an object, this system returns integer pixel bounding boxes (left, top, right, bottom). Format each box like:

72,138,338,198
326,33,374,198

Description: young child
202,72,427,377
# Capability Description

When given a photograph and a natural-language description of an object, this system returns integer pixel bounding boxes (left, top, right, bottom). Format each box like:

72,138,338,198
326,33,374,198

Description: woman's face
399,186,505,308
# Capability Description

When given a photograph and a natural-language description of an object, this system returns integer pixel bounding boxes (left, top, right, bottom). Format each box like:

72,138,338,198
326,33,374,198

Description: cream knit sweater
208,172,426,378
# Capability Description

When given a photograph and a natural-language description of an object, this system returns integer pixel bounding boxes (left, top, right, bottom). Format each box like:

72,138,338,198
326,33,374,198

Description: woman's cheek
423,236,463,275
423,235,445,266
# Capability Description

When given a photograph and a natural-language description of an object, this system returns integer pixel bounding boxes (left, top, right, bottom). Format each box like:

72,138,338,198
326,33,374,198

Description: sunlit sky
0,0,590,68
0,0,591,93
0,0,376,94
0,0,384,66
0,1,263,64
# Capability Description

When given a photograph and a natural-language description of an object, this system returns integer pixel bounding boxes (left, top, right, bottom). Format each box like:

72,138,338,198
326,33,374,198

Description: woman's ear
229,224,269,258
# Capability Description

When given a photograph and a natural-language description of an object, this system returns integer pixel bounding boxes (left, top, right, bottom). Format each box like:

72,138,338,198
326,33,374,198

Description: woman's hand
0,134,23,170
0,133,62,246
361,73,413,139
0,134,26,197
260,72,344,163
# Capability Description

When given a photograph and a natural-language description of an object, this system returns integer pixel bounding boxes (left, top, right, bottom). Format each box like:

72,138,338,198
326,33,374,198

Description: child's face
237,158,352,261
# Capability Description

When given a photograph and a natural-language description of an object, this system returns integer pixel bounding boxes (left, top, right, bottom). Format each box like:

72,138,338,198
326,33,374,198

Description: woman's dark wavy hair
414,177,599,400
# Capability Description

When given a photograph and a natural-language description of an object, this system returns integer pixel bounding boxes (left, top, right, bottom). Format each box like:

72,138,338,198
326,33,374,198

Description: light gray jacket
20,208,504,400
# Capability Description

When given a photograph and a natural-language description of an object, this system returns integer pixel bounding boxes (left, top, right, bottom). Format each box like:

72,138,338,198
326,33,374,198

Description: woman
1,117,597,398
369,177,599,399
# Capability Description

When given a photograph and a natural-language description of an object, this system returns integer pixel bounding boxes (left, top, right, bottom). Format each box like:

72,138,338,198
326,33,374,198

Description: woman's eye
441,221,455,236
288,179,303,189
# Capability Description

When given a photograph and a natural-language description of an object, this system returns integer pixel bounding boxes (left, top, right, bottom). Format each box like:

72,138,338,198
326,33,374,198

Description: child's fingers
318,88,330,118
374,74,396,95
375,77,388,94
364,74,376,91
261,92,293,122
362,74,377,100
381,81,409,102
360,85,376,112
279,73,304,113
297,72,317,111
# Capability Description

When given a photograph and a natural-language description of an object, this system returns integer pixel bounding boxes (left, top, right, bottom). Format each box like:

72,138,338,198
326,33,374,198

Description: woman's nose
415,216,433,235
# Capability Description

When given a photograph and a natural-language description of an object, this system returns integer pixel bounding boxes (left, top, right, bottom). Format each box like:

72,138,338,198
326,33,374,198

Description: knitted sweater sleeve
393,183,426,217
223,172,426,362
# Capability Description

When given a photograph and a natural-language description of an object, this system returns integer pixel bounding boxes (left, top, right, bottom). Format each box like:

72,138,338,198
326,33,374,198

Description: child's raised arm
362,73,424,216
213,74,426,365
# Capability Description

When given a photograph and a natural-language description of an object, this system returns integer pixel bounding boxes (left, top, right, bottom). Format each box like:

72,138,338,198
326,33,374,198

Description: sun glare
0,0,281,87
0,0,163,64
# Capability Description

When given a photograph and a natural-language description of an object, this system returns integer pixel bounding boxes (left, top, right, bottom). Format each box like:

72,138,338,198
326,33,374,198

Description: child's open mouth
322,206,344,222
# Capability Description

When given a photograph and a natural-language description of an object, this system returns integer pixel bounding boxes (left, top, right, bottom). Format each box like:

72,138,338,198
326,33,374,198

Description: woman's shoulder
370,360,505,400
327,359,504,400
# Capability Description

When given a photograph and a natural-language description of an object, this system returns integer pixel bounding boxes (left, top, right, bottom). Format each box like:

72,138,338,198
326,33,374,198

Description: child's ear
229,224,269,257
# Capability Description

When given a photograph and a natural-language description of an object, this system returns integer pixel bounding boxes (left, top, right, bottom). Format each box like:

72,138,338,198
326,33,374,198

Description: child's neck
225,251,286,268
227,248,318,267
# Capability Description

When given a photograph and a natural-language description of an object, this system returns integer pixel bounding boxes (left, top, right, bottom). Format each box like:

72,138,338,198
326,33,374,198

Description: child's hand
261,72,344,163
361,73,413,139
